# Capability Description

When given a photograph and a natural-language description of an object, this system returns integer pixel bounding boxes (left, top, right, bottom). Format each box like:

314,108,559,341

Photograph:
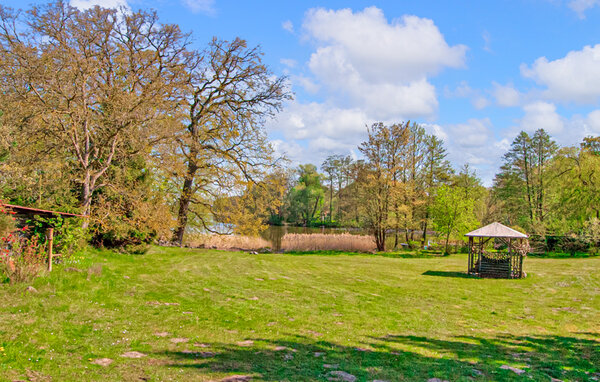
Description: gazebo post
468,236,473,273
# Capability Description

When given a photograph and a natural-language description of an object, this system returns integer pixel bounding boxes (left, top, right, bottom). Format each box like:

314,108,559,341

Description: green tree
420,134,453,248
432,183,479,254
287,164,325,226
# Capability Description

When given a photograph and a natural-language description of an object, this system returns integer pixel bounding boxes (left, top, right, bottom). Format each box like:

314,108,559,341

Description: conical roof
465,222,528,238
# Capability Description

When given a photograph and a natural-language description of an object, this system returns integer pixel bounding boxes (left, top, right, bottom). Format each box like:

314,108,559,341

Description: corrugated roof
1,203,85,218
465,222,528,238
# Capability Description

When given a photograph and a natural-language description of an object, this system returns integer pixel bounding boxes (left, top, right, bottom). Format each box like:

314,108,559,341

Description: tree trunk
173,162,198,246
81,171,92,230
422,210,429,249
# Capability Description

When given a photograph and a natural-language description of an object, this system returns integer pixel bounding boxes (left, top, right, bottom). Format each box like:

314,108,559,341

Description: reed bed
186,234,271,251
281,233,376,252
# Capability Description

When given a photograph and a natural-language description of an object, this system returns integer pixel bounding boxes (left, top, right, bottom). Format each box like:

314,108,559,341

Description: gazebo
465,222,529,279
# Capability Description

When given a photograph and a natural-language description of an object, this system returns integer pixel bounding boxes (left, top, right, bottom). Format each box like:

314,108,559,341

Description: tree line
276,125,600,254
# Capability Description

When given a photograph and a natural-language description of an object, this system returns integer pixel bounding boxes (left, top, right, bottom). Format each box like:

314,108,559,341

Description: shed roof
1,203,85,218
465,222,528,238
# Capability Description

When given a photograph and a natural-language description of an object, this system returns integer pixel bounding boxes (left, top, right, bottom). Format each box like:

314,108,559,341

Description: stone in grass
323,364,339,369
170,337,189,344
372,380,390,382
237,340,254,347
427,379,449,382
284,353,294,360
500,365,526,375
154,332,170,337
121,351,146,358
274,346,287,351
314,352,325,357
91,358,113,366
193,343,210,348
221,376,252,382
327,370,357,382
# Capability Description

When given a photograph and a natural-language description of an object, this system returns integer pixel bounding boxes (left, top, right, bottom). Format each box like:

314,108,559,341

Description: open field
0,248,599,381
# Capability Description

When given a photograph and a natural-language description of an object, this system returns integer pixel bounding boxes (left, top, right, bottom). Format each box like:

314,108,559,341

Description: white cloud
492,82,521,107
521,44,600,104
282,20,294,33
300,7,466,120
268,7,469,171
482,30,492,53
432,118,504,185
472,96,490,110
182,0,215,15
568,0,600,18
445,81,489,110
292,75,320,94
280,58,297,68
519,101,564,135
70,0,129,10
266,101,372,165
304,8,467,83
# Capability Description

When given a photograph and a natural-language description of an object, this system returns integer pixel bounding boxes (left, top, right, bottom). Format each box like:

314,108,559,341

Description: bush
1,231,46,283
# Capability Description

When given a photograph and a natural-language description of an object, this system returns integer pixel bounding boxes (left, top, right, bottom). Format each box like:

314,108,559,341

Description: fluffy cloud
282,20,294,33
521,44,600,104
266,101,372,165
182,0,216,15
301,7,466,120
427,118,505,185
519,101,564,135
268,7,469,172
568,0,600,18
492,82,521,107
70,0,129,10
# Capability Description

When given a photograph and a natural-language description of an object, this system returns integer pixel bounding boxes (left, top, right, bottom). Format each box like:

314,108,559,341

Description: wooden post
47,228,54,272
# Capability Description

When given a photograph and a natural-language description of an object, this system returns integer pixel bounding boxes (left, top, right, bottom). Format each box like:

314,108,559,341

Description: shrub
1,231,46,283
281,233,376,252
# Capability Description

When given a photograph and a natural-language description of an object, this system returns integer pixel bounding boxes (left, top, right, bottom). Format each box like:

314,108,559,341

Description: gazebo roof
465,222,528,238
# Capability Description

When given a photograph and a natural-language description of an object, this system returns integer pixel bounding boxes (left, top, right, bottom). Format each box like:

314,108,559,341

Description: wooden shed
465,222,529,279
1,203,85,271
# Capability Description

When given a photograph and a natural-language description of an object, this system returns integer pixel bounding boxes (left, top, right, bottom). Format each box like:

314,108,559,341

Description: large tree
358,122,410,251
170,37,289,245
0,2,191,225
493,129,557,231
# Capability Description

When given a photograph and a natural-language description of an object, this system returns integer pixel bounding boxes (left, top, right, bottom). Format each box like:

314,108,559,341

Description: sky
4,0,600,185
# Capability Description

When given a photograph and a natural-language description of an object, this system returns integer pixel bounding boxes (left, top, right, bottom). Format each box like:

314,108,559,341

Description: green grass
0,247,599,381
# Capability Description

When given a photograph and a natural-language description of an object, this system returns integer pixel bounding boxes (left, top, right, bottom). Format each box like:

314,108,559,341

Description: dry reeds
281,233,376,252
186,234,271,251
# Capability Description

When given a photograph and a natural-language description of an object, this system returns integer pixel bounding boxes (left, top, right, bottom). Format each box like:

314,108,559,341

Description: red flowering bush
0,204,46,283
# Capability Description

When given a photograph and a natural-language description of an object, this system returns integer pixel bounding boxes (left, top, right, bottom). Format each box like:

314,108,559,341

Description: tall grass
186,234,271,251
281,233,376,252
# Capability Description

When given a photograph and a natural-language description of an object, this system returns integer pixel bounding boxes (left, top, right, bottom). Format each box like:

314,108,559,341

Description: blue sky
6,0,600,184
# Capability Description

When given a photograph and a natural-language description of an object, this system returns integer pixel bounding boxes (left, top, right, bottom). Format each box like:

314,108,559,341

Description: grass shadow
152,333,599,381
422,270,478,279
282,250,447,259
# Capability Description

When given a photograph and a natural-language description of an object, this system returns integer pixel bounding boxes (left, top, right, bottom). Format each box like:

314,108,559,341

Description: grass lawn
0,247,599,381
